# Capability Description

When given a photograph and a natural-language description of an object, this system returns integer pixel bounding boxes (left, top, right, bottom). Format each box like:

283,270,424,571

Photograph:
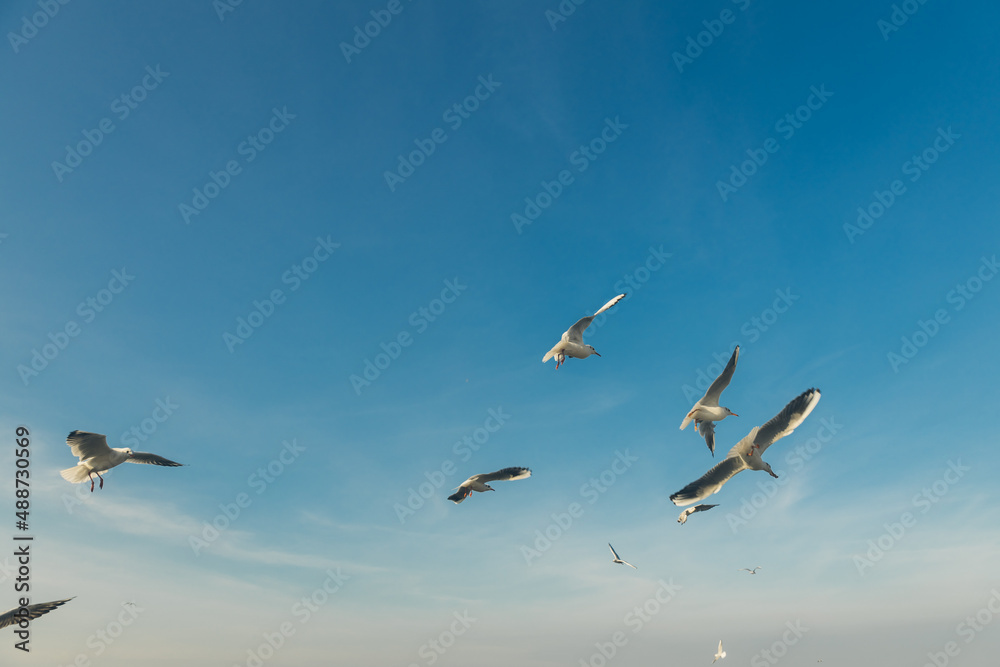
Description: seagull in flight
677,503,719,524
448,467,531,504
739,566,762,575
670,388,821,506
543,294,625,369
60,431,184,492
713,640,727,663
0,598,74,630
680,346,740,455
608,543,637,569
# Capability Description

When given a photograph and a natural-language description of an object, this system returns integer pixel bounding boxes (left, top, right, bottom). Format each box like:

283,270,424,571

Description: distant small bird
677,503,719,524
448,467,531,504
671,389,821,506
680,346,740,455
739,566,762,575
60,431,183,492
543,294,626,369
0,598,74,630
607,543,637,569
713,640,727,663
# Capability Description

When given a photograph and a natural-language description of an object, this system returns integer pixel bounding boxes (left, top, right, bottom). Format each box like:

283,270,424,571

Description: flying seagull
448,467,531,504
608,543,637,569
713,640,727,663
543,294,626,369
670,388,821,506
60,431,183,492
680,346,740,455
677,503,719,524
739,566,762,575
0,598,74,630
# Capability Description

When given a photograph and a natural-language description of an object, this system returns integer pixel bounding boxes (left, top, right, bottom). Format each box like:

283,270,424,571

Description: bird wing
621,560,637,569
66,431,112,460
565,315,596,343
542,345,559,362
478,467,531,483
670,455,748,506
565,294,626,343
699,420,717,456
702,346,739,405
0,598,74,630
608,543,620,559
752,388,821,457
447,488,471,504
127,452,184,467
693,504,719,513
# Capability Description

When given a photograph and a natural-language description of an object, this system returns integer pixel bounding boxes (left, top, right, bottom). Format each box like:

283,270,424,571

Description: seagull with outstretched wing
608,543,637,569
0,598,74,630
713,639,727,663
60,431,183,492
543,294,625,369
739,566,762,575
680,346,740,455
670,388,821,506
448,467,531,504
677,503,719,524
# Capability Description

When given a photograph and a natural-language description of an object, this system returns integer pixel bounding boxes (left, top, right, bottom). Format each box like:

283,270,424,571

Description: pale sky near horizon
2,1,1000,666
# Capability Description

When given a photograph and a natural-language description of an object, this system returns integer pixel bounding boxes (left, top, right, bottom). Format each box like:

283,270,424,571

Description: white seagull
670,388,821,506
543,294,626,369
739,566,762,575
680,346,740,455
0,598,74,630
608,543,637,569
677,503,719,524
60,431,184,492
448,467,531,504
713,640,727,663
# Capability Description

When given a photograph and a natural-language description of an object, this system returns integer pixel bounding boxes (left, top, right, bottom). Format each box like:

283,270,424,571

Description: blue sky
2,1,999,665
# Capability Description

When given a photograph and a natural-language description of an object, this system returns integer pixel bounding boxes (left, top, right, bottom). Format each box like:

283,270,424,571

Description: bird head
485,484,495,492
588,346,600,357
724,407,738,417
124,448,134,458
762,461,777,478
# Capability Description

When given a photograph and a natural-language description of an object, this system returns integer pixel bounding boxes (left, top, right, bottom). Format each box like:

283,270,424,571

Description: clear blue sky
2,1,999,665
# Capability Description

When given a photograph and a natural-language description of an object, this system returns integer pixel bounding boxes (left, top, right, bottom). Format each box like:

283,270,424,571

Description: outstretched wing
565,315,596,343
703,346,739,405
478,467,531,483
566,294,626,343
698,420,717,456
66,431,112,460
448,488,472,504
670,456,748,506
752,388,821,457
693,504,719,513
128,452,184,467
608,543,620,560
0,598,74,630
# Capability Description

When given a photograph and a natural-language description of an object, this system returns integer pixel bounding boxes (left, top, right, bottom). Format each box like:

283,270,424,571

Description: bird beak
593,351,601,357
730,412,739,417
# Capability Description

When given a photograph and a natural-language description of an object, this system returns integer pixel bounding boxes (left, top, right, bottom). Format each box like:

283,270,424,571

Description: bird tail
542,350,554,362
679,413,693,430
60,465,91,484
448,488,471,504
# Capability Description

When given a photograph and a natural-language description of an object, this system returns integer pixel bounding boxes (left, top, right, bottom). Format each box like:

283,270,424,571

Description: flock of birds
447,293,823,662
9,293,822,663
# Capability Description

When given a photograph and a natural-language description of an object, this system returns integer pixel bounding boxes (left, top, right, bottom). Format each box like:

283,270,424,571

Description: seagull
0,598,74,630
670,388,821,506
680,346,740,455
608,543,637,569
60,431,184,492
713,640,727,663
448,467,531,504
677,503,719,524
543,294,625,369
739,566,762,575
